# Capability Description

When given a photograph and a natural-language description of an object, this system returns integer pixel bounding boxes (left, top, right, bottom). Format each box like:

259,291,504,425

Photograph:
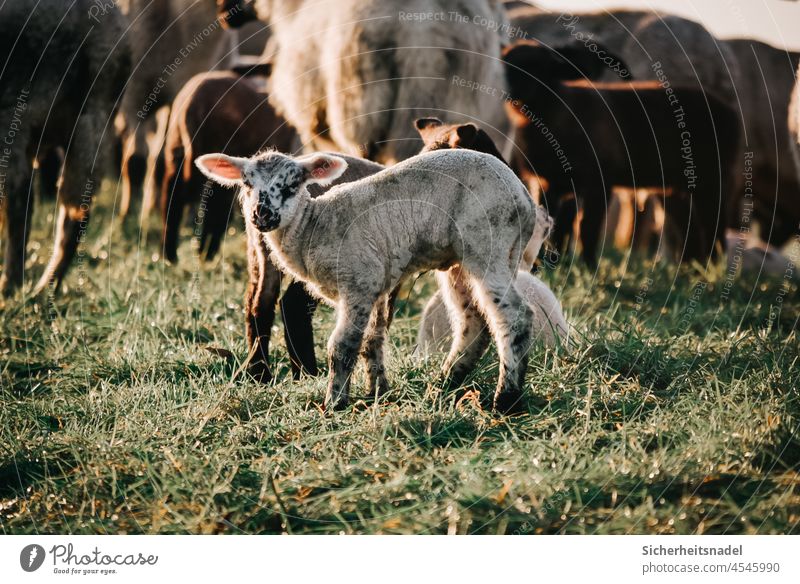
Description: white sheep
417,208,571,356
218,0,511,164
196,149,537,412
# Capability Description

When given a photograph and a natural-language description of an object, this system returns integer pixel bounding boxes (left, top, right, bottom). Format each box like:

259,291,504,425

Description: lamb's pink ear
300,154,348,186
195,154,248,187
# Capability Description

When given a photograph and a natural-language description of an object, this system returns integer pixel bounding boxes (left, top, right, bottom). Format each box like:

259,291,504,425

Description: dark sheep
502,40,740,266
726,39,800,246
0,0,130,295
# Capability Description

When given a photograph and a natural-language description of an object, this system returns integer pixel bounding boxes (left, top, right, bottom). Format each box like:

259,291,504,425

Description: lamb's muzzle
197,149,537,412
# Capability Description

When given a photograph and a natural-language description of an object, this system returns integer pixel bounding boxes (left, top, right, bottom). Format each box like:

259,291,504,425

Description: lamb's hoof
492,389,526,415
247,361,273,384
0,277,16,298
323,396,349,412
368,378,392,401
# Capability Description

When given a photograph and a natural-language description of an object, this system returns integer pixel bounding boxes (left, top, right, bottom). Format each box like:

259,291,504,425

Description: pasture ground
2,182,799,534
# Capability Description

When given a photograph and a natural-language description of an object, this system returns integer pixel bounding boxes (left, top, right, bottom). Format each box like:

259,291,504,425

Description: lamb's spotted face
195,150,348,232
240,154,307,232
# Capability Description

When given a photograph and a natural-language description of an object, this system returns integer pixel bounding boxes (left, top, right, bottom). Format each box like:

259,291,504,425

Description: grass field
2,182,800,534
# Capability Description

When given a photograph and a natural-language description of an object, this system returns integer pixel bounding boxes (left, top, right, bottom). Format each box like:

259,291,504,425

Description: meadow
1,182,799,534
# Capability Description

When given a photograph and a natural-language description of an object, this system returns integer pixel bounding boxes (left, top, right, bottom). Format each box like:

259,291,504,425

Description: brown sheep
502,41,740,266
161,69,297,263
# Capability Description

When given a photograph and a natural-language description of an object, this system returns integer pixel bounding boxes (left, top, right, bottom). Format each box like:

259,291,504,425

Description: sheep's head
216,0,258,28
414,118,506,162
196,151,347,232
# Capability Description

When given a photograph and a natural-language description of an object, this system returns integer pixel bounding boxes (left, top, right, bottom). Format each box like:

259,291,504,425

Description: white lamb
196,149,538,412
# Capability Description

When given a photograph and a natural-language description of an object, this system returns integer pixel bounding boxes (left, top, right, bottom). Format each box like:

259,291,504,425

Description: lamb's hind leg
325,296,376,410
437,267,491,390
361,293,391,399
469,267,533,413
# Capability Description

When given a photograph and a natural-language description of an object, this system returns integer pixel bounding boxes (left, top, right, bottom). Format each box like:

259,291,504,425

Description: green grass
1,183,799,534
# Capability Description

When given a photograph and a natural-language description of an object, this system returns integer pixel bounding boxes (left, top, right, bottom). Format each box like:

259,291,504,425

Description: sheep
792,64,800,217
725,39,800,248
414,118,507,163
0,0,130,296
115,0,236,220
505,8,739,105
502,40,740,267
726,232,798,281
417,208,570,356
505,7,745,259
161,69,298,263
196,149,537,412
244,154,385,382
216,0,511,164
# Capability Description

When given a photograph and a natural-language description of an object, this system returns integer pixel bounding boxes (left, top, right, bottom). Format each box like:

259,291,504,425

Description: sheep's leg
119,129,146,220
579,190,609,269
549,191,576,259
361,293,391,399
161,151,185,264
325,297,375,410
37,147,63,201
200,183,228,262
0,165,33,296
281,280,319,378
141,106,170,219
245,234,281,382
468,267,533,413
437,267,491,390
33,114,103,295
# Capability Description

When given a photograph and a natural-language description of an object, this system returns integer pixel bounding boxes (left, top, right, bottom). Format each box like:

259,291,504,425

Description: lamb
161,70,298,263
196,149,537,412
502,40,740,266
216,0,511,164
418,271,570,356
0,0,130,296
417,208,570,356
244,154,385,382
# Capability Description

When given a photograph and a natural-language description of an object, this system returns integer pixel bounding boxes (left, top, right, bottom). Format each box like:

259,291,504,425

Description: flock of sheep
1,0,799,411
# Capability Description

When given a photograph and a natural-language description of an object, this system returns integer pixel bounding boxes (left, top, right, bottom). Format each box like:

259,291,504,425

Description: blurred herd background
1,0,800,535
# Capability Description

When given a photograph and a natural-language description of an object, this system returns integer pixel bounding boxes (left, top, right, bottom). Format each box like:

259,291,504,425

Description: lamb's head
521,205,554,272
196,151,347,232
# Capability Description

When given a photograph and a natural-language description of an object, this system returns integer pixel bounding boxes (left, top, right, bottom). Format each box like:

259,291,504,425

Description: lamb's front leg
361,294,391,399
325,297,375,410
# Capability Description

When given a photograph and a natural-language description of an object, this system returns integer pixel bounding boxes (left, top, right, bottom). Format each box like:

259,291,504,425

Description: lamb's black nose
254,210,277,231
